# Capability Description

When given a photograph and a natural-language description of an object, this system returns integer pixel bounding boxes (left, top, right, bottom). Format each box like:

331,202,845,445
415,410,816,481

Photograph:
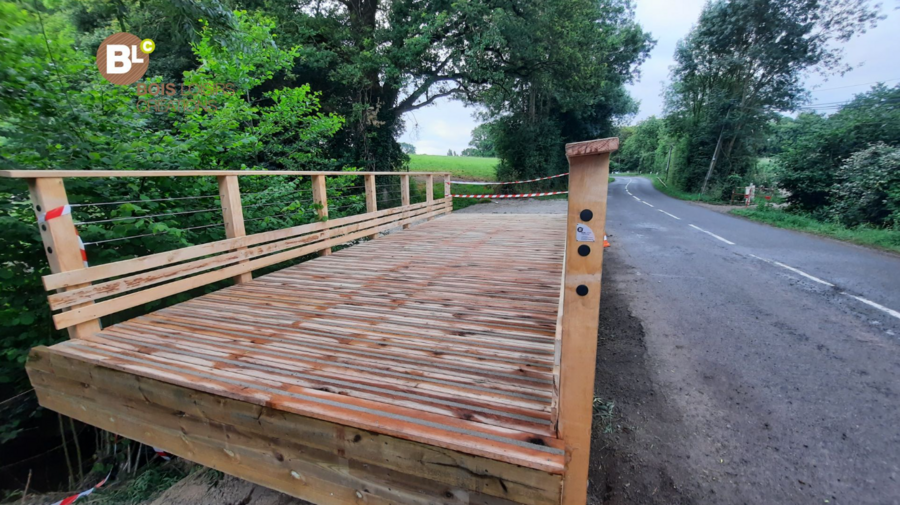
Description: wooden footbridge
4,138,616,505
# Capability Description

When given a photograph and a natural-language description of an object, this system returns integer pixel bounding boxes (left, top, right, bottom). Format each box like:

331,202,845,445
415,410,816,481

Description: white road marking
689,224,736,245
748,254,834,287
658,210,681,220
633,196,641,201
642,201,654,208
842,294,900,320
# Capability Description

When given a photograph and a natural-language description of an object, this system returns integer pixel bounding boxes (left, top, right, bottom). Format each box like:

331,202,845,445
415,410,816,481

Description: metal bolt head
578,245,591,256
580,209,593,221
576,285,589,296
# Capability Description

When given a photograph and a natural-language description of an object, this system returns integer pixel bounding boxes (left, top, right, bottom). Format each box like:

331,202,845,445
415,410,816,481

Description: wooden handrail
0,170,450,178
23,170,453,335
557,136,617,505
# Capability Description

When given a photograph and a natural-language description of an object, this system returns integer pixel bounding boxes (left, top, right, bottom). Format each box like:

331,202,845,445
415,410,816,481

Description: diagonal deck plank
46,213,568,472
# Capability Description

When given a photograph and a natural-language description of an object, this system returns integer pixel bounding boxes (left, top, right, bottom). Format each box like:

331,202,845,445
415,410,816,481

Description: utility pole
701,108,731,194
664,144,673,181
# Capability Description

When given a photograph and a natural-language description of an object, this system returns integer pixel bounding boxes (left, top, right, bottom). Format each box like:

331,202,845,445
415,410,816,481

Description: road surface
595,176,900,504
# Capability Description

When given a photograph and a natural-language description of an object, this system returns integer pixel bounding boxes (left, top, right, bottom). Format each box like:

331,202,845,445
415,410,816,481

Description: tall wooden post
28,178,101,339
218,175,252,284
364,174,378,239
557,137,618,505
400,174,411,230
311,175,331,256
425,174,434,221
444,174,451,200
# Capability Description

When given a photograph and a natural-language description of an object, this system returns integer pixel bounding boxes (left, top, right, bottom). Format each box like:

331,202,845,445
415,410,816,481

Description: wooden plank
365,174,378,240
557,142,614,505
444,174,452,202
51,204,451,328
2,170,452,179
218,175,252,284
311,174,331,256
27,178,100,339
400,174,411,230
27,348,561,505
43,198,449,291
563,137,619,158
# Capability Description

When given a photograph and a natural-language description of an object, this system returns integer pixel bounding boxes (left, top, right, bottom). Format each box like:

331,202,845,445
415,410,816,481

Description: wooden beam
311,175,331,256
365,174,378,240
557,138,615,505
27,178,100,339
444,175,452,204
28,347,562,505
0,170,452,179
400,174,411,229
218,176,252,284
425,174,434,221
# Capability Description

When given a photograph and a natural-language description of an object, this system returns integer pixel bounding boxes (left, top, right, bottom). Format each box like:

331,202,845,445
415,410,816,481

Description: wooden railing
0,170,451,339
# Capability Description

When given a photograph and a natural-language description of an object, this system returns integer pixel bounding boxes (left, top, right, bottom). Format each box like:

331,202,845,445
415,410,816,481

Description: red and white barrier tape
51,472,111,505
154,447,172,461
38,205,72,224
451,191,569,199
450,173,569,186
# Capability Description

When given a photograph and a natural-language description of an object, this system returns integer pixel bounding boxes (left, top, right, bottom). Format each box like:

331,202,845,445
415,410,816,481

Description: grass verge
731,207,900,254
408,154,498,181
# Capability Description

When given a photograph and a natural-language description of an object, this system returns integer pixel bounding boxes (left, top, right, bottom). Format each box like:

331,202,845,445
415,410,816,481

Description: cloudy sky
400,1,900,155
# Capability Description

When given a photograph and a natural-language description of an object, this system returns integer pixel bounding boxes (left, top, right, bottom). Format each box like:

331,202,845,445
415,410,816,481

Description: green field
408,154,499,181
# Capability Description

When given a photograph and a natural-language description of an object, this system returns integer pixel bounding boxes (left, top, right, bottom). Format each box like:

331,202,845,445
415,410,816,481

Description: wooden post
444,174,451,200
425,174,434,221
28,178,101,339
311,174,331,256
217,175,252,284
400,174,411,230
557,137,618,505
365,175,378,239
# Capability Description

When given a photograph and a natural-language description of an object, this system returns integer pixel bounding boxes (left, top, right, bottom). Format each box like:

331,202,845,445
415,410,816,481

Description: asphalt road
601,176,900,504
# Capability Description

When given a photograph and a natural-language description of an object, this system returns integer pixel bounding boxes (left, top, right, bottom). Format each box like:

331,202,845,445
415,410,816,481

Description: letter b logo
97,33,150,85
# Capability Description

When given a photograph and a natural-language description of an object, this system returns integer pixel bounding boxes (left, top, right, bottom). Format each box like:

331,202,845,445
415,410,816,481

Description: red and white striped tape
76,232,89,268
154,447,172,461
51,471,111,505
450,173,569,186
451,191,569,199
38,205,72,224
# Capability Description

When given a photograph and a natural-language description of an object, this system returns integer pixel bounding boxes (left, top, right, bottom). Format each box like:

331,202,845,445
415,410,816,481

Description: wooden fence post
425,174,434,221
365,174,378,239
557,137,618,505
311,174,331,256
444,174,451,201
218,175,252,284
400,174,411,229
28,178,101,339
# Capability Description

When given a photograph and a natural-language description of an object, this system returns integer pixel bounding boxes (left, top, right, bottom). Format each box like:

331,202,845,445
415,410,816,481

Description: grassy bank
408,154,499,181
731,207,900,254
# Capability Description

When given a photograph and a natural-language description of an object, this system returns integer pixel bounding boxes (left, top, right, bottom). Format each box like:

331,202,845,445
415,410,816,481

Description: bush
828,143,900,228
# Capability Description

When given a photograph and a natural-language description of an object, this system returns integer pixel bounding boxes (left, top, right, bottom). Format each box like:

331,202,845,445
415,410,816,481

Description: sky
399,1,900,156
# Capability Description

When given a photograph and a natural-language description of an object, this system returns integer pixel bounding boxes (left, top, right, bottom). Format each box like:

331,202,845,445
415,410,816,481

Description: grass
408,154,499,182
88,463,190,504
732,207,900,254
593,397,617,435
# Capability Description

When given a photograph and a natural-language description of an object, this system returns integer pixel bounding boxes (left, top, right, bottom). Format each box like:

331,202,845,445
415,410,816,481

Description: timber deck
35,213,567,472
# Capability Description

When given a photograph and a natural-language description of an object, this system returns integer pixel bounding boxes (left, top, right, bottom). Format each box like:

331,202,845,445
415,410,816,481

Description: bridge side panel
27,347,561,505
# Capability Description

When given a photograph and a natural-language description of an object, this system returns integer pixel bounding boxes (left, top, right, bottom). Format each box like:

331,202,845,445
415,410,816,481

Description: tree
828,143,900,228
399,142,416,154
665,0,882,193
468,123,496,157
777,84,900,211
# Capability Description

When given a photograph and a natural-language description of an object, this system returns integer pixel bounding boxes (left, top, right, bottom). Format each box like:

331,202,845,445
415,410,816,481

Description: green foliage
399,142,416,154
90,463,190,504
465,124,496,157
777,85,900,212
828,143,900,228
732,206,900,253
